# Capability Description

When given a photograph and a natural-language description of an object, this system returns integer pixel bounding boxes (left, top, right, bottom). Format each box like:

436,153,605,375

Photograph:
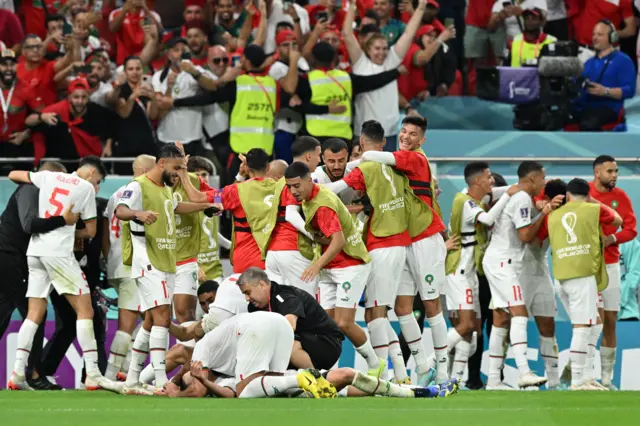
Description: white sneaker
486,382,516,390
518,372,548,388
120,383,155,396
97,377,124,393
7,375,33,391
584,379,609,391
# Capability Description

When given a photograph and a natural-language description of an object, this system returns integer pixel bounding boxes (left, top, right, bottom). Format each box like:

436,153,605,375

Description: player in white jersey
103,155,156,381
8,157,113,390
444,162,518,382
482,161,561,390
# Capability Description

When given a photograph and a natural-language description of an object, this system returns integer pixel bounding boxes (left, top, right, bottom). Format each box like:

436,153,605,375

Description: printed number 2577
45,187,70,218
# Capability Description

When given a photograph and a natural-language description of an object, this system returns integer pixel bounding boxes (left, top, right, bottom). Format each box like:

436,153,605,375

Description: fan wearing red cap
490,0,548,42
184,0,206,21
306,0,346,28
510,8,556,67
108,0,161,65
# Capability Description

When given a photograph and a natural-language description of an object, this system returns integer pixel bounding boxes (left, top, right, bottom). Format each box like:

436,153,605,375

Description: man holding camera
574,21,636,131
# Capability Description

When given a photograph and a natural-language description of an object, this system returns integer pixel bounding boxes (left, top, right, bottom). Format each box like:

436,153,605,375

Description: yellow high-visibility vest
306,69,353,140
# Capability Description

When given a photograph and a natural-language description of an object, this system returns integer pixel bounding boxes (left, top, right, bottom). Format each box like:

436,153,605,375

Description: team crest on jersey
520,207,529,218
121,190,133,199
611,200,619,209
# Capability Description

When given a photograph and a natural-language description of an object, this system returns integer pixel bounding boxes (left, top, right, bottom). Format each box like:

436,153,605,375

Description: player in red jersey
359,115,449,385
179,148,275,274
588,155,637,389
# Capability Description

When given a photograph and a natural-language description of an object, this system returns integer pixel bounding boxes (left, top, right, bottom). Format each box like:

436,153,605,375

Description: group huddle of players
7,115,635,397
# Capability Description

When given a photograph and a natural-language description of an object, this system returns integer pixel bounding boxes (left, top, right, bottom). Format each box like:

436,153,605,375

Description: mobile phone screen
444,18,454,27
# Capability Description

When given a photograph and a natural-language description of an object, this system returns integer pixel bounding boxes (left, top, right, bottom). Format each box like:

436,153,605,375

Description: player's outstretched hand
506,184,521,196
301,263,322,282
136,211,159,225
62,203,80,225
543,194,565,214
445,235,460,251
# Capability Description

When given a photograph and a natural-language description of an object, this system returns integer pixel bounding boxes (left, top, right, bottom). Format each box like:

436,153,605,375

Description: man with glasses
17,33,81,106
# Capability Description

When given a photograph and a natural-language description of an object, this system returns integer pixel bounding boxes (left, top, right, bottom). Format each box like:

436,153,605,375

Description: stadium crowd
0,0,639,397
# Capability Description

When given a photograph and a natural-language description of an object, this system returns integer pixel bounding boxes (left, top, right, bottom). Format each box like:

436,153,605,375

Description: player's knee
458,318,475,336
335,316,355,333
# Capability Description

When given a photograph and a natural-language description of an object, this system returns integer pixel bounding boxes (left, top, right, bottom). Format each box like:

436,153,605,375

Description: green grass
0,391,638,426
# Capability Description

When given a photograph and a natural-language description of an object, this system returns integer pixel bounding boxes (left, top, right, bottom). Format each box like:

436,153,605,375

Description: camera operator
574,21,636,131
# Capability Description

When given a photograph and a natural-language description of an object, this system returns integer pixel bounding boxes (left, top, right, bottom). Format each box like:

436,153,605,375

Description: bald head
132,154,156,177
267,159,288,181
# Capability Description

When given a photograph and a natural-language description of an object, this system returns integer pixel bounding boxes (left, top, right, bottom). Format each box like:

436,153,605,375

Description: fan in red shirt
306,0,346,28
265,136,323,297
588,154,637,388
0,49,45,164
574,0,636,47
358,115,451,385
20,0,67,39
109,0,162,65
17,34,79,106
283,161,386,378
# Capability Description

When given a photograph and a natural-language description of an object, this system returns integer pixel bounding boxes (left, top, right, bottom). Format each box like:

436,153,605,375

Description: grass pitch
0,391,637,426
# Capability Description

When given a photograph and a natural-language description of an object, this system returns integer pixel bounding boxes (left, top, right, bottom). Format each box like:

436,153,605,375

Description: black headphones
598,19,619,44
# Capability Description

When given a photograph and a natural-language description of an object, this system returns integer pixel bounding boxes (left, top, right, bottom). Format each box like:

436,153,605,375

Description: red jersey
268,186,301,252
588,181,637,264
465,0,496,29
109,8,160,65
398,43,428,101
393,150,446,241
308,185,363,269
343,167,411,251
205,179,265,273
16,58,57,106
574,0,633,46
22,0,67,39
0,83,43,140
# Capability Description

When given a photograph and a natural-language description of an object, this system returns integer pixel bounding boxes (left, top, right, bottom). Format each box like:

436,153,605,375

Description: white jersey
523,206,551,276
484,191,533,261
104,185,130,279
210,274,248,315
193,315,240,376
27,171,96,257
312,164,360,205
117,179,178,278
449,197,487,274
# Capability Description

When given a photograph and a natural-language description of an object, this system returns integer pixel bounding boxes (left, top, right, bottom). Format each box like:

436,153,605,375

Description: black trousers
0,252,45,377
39,290,107,378
576,107,620,131
296,332,343,370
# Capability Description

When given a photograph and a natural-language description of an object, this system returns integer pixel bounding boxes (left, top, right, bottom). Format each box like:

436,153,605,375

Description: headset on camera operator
573,20,635,131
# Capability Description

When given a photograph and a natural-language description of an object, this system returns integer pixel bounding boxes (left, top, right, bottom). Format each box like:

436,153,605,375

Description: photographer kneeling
573,21,635,131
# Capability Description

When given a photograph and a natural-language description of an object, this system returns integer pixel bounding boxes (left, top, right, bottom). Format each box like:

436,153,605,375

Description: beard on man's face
162,170,176,186
1,70,15,86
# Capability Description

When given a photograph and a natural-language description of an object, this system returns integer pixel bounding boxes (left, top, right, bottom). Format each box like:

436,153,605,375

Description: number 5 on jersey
45,187,70,218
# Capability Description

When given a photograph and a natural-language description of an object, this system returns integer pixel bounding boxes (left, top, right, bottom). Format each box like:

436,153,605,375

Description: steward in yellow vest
510,9,557,67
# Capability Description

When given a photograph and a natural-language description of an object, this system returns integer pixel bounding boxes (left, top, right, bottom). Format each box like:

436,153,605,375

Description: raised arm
342,2,363,64
392,0,426,59
8,170,31,184
361,151,396,165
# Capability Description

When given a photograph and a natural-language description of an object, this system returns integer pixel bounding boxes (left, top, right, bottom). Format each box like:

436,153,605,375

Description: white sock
584,323,602,380
106,330,131,380
427,314,449,383
385,321,408,382
351,370,413,397
367,318,390,362
77,319,100,376
469,331,478,356
125,328,150,386
139,364,156,384
355,338,380,369
452,340,471,381
12,319,39,379
600,346,616,386
398,314,428,373
239,375,299,398
539,336,559,387
510,316,530,376
447,328,464,354
570,327,590,387
150,326,169,387
487,327,508,386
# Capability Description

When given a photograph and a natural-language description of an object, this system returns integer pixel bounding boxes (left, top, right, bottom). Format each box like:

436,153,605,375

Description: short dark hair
567,178,590,197
363,9,380,26
464,161,489,183
544,179,567,200
359,23,380,37
401,115,427,133
291,136,320,159
276,21,294,31
197,280,219,296
285,161,311,180
593,155,616,169
123,55,142,69
517,160,544,178
360,120,385,143
322,138,348,154
45,14,65,27
492,172,508,187
311,42,336,68
187,156,214,175
78,156,107,179
245,148,270,172
39,161,67,173
157,144,185,161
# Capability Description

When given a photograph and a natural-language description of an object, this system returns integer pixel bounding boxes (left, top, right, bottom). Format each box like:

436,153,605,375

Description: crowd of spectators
0,0,640,178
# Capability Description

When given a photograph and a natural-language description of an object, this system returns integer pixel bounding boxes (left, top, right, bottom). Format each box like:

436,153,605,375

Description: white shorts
174,261,199,297
601,263,621,312
558,276,598,325
265,250,317,296
235,312,294,381
397,233,446,301
319,263,371,310
445,270,480,315
520,265,556,318
26,256,90,299
482,257,525,310
136,269,176,312
364,246,407,308
109,278,140,312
